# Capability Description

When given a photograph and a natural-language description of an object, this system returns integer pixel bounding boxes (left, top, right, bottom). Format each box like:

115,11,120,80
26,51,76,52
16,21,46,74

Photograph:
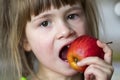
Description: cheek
31,40,50,54
70,16,88,35
29,38,53,60
74,22,87,36
31,41,55,67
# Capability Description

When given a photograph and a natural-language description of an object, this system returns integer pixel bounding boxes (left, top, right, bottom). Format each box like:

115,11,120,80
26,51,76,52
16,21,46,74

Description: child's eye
40,21,51,27
67,14,79,20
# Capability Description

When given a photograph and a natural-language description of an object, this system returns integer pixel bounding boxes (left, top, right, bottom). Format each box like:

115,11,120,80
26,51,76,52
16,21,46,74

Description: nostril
56,29,75,39
70,29,75,36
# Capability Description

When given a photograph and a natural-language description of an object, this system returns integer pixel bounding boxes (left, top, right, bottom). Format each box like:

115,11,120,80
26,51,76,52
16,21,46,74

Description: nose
56,24,75,39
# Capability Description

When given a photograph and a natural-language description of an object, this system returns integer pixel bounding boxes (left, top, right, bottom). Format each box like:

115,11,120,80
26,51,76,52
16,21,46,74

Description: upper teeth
67,45,70,48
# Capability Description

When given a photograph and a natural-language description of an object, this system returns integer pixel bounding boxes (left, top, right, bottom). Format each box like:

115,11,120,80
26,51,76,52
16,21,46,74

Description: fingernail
77,62,84,66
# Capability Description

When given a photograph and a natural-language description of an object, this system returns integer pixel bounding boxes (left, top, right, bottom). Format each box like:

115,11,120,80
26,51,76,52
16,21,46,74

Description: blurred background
96,0,120,80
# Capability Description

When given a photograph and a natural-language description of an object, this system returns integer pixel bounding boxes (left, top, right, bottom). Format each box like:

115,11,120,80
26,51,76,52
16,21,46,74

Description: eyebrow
65,6,82,14
32,5,82,22
32,13,52,22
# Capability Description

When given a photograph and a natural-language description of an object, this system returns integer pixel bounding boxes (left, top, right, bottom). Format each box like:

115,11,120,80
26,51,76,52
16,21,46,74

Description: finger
77,57,114,76
84,64,107,80
97,40,113,65
89,64,113,76
77,57,109,68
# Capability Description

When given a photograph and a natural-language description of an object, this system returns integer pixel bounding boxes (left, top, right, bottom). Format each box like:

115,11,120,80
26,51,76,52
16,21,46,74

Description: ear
23,38,32,51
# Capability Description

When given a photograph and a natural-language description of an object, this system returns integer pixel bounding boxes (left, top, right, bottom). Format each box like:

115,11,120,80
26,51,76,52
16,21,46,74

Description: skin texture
23,4,114,80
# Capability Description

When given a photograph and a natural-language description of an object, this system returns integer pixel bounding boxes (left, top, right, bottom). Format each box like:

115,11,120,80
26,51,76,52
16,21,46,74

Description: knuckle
110,66,114,73
94,57,100,61
108,66,114,75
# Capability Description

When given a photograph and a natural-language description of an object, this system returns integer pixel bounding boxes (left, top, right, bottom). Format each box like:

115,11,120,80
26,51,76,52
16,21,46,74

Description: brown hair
0,0,100,79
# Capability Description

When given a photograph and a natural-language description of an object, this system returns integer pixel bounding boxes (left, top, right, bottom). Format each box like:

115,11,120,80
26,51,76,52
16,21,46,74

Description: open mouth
59,45,69,62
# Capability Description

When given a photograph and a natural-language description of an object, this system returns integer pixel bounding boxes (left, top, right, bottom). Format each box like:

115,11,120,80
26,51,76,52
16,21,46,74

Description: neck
33,65,82,80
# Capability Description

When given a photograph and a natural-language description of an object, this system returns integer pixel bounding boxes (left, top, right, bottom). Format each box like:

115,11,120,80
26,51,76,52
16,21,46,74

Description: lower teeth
65,60,68,62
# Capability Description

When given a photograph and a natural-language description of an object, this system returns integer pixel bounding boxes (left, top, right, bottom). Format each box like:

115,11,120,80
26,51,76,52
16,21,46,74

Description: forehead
30,0,82,16
31,4,82,20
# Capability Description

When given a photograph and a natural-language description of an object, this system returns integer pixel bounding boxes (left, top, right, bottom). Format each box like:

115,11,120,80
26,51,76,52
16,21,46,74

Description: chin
60,69,78,76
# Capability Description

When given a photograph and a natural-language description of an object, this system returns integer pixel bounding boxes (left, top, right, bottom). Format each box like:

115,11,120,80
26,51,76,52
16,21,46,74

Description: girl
0,0,114,80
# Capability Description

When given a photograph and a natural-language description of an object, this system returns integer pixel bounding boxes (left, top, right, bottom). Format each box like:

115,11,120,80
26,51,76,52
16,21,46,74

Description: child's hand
77,40,114,80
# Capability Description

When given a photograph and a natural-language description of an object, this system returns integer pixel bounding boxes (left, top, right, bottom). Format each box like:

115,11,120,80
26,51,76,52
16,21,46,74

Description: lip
58,39,75,61
59,40,74,54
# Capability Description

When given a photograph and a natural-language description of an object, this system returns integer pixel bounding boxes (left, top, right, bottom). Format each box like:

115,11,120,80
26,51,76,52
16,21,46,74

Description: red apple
67,35,104,73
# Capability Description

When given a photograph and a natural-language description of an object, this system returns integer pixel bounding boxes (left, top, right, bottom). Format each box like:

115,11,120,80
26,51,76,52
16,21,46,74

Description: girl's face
24,4,87,76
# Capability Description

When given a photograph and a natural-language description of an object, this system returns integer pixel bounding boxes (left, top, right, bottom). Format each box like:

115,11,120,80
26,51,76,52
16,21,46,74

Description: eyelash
38,12,81,28
67,13,80,20
39,20,51,27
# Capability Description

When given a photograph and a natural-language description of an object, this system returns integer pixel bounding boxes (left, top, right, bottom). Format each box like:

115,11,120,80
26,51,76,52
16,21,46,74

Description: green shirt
21,77,27,80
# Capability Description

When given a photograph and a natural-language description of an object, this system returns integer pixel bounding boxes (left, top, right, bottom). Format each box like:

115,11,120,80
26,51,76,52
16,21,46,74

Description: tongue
60,46,68,60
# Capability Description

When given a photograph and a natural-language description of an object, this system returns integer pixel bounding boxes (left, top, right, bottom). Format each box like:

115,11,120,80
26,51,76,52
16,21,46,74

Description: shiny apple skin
67,35,104,73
